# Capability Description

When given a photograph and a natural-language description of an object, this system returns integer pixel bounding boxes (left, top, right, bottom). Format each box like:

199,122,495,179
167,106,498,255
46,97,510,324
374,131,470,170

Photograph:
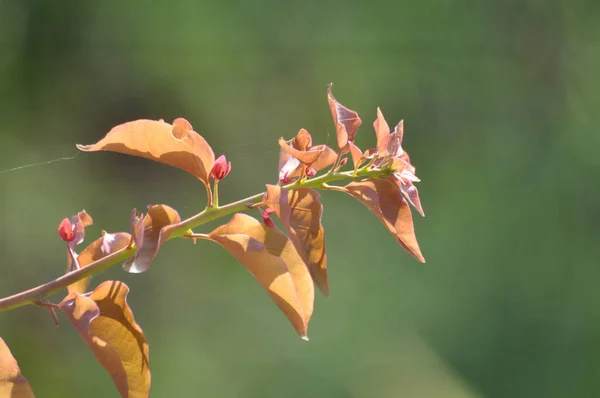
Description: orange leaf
343,178,425,262
327,85,362,149
0,337,35,398
77,118,215,187
67,231,132,294
123,205,180,273
208,213,314,338
264,185,329,296
59,281,150,398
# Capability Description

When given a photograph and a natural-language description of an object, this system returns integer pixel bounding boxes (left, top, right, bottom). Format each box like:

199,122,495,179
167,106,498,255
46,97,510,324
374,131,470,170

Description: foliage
0,87,425,397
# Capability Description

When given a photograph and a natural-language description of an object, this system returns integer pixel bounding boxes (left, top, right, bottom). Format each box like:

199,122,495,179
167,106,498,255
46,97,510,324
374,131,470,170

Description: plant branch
0,164,389,313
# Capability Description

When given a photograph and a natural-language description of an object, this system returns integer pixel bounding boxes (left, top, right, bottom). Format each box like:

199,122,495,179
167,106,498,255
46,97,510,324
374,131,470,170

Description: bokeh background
1,1,598,397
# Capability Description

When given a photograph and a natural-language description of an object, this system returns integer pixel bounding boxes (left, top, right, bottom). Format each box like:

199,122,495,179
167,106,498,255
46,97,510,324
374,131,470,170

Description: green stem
212,180,219,208
0,164,389,313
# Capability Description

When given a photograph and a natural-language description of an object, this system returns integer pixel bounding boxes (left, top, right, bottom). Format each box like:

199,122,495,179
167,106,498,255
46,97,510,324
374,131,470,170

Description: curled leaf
264,185,329,296
67,232,132,295
0,337,35,398
208,213,314,338
327,84,362,149
342,178,425,262
278,129,337,181
123,205,180,273
59,281,150,398
77,118,215,187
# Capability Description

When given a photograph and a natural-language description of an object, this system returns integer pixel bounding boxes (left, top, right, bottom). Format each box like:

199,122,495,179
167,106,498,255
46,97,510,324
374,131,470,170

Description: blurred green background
1,0,598,397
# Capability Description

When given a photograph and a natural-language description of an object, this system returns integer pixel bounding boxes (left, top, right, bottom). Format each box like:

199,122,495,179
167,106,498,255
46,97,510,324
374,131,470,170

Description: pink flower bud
305,167,317,177
211,155,231,180
339,158,348,167
262,208,275,228
58,218,76,242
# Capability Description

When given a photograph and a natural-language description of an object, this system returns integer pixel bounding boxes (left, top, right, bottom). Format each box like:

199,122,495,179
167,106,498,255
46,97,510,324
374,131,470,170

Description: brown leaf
208,213,314,338
327,85,362,149
67,232,132,295
347,142,365,171
278,130,328,166
77,118,215,187
123,205,180,273
0,337,35,398
59,281,150,398
264,185,329,296
128,208,145,253
69,210,93,249
343,178,425,262
278,129,337,181
373,107,391,156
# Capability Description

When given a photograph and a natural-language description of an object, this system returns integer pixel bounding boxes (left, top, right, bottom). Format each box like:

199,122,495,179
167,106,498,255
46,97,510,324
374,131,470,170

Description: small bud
305,167,317,177
279,171,293,185
58,218,76,242
262,208,275,228
211,155,232,180
339,158,348,167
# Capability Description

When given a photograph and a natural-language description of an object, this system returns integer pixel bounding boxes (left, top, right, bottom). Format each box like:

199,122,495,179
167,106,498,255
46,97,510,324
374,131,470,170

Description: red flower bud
58,218,76,242
262,208,275,228
211,155,231,180
305,167,317,177
339,157,348,167
279,171,293,185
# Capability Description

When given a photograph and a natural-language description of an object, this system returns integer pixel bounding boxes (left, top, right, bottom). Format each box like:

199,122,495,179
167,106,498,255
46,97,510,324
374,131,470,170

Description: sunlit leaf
123,205,180,273
342,178,425,262
59,281,150,398
67,231,132,294
327,85,362,149
278,129,337,177
373,107,391,156
0,337,35,398
208,213,314,338
347,142,365,171
264,185,329,296
77,118,215,187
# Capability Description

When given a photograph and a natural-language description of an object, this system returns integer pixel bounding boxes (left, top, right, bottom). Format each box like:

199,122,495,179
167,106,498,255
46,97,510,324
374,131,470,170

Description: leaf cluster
0,86,425,397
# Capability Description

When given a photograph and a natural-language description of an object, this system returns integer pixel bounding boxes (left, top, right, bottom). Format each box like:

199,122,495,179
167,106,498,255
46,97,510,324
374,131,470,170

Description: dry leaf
67,231,132,294
0,337,35,398
343,178,425,262
327,85,362,149
77,118,215,187
123,205,180,273
264,185,329,296
208,213,314,338
59,281,150,398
